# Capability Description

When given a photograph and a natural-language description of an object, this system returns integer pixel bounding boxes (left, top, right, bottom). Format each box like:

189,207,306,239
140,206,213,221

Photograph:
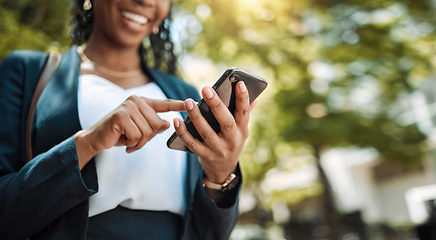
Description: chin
115,33,149,48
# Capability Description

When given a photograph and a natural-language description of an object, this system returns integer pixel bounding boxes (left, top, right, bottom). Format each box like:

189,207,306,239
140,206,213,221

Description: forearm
189,181,240,240
187,168,242,240
0,136,97,238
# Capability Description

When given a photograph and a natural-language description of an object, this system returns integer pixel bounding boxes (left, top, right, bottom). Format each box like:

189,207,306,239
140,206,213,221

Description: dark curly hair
71,0,178,75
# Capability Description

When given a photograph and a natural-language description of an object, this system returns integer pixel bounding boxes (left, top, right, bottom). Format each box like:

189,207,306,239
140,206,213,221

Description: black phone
166,67,268,152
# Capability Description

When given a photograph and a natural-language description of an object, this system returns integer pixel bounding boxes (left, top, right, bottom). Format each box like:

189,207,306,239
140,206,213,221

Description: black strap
25,52,62,163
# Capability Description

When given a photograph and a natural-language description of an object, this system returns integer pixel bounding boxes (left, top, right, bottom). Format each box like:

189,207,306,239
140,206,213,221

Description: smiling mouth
121,11,149,25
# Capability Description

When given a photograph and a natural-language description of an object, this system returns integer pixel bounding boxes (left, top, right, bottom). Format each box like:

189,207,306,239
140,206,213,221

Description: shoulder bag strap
25,52,62,163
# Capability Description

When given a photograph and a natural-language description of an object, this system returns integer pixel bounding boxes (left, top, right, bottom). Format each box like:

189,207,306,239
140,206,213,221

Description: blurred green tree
175,0,433,238
0,0,71,59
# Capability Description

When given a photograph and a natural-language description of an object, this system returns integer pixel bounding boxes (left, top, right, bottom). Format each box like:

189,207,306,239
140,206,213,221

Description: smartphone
166,67,268,152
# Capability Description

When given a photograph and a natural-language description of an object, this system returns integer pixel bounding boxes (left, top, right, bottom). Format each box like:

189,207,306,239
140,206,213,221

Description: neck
77,46,143,79
83,36,142,73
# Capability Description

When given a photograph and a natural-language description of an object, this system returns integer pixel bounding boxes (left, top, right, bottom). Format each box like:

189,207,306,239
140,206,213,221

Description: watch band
203,173,239,192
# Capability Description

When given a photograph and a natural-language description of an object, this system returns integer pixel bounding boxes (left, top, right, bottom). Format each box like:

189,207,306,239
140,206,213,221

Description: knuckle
223,119,236,131
110,123,121,135
127,95,140,102
122,100,136,111
161,99,173,111
177,130,186,138
237,107,249,117
187,142,196,151
133,131,143,142
242,107,249,116
201,132,213,141
143,127,154,137
127,135,141,146
211,101,223,111
113,109,128,121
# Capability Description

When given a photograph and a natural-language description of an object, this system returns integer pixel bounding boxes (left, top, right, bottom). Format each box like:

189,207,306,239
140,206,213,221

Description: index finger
144,98,186,113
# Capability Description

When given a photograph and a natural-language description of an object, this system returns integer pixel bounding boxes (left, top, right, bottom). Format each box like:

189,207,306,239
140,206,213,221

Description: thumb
158,120,171,133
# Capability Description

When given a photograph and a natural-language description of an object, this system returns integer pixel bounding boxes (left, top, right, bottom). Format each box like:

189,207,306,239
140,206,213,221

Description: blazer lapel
34,47,82,155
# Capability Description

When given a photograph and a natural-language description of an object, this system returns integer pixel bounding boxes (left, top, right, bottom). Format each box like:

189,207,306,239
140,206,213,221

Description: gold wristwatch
203,173,240,192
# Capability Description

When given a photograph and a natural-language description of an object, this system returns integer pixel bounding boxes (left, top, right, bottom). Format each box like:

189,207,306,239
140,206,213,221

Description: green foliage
178,0,432,212
0,0,71,59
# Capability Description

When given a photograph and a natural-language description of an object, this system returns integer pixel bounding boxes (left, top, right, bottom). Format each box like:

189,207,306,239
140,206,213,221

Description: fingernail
239,81,247,93
185,99,194,111
203,87,214,99
174,118,180,128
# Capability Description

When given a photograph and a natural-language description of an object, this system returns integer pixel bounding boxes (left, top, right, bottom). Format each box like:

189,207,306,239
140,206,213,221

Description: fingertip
238,81,247,93
126,147,135,154
157,120,170,134
174,118,181,128
185,99,194,111
202,86,214,99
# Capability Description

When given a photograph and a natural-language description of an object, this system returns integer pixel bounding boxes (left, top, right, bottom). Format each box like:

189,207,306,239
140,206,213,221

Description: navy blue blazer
0,47,240,240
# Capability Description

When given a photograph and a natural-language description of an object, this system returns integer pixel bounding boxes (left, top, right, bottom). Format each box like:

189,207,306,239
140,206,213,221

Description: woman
0,0,252,239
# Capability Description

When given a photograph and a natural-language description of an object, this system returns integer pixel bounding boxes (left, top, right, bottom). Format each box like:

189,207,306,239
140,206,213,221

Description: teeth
121,11,148,25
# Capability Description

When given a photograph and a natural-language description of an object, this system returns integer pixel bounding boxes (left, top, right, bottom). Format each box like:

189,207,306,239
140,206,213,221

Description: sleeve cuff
199,165,243,209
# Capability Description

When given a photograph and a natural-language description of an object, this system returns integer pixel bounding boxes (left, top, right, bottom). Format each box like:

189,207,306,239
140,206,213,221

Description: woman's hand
174,81,251,185
74,96,185,169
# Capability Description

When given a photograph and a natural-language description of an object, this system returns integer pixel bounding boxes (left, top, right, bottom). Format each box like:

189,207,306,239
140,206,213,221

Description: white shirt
77,74,187,217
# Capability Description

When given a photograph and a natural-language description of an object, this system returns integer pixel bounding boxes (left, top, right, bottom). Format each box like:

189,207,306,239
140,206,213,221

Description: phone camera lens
230,75,240,82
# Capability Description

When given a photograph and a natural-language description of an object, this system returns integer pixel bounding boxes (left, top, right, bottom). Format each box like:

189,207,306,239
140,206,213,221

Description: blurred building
322,77,436,227
323,147,436,225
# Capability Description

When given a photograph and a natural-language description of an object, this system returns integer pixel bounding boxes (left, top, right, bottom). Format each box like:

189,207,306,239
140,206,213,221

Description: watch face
223,176,239,191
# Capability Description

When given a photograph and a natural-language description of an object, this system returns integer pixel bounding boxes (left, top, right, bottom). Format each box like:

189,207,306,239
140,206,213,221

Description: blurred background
2,0,436,239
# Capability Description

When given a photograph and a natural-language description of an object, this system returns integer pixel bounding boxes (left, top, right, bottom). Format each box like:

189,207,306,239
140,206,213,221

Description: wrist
202,162,238,183
203,171,240,192
74,130,98,169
